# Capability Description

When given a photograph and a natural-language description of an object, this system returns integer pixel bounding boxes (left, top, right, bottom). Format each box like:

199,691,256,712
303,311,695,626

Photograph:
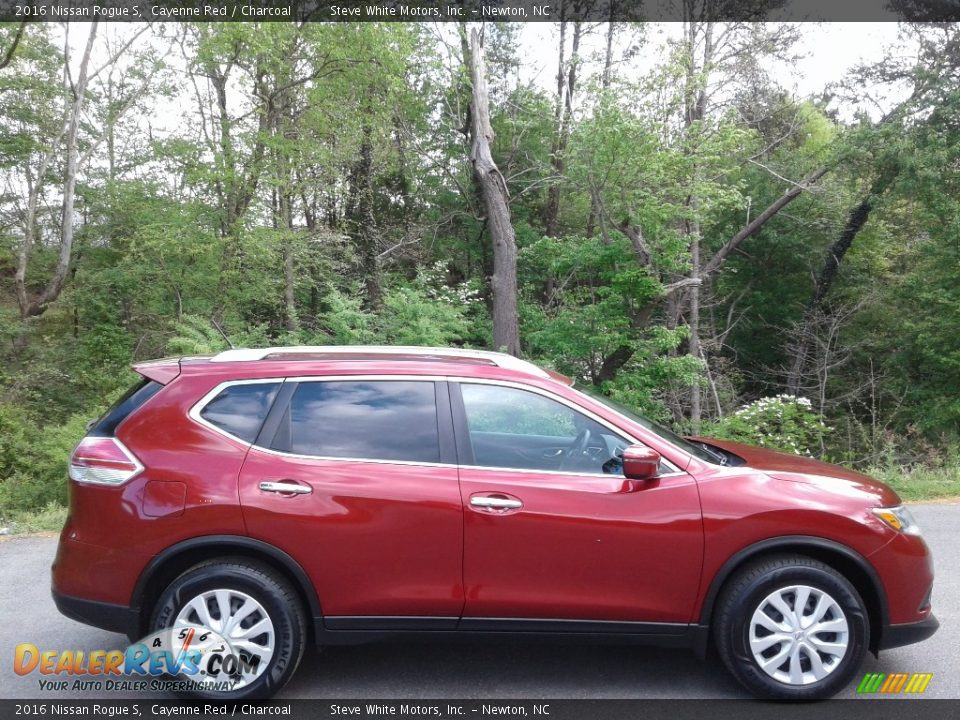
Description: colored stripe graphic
904,674,933,694
857,672,932,694
857,673,885,693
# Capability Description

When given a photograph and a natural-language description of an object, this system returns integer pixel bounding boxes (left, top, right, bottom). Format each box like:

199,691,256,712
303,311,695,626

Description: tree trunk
587,15,617,238
682,18,712,427
0,21,27,70
786,170,898,393
18,22,98,319
279,190,298,332
347,120,382,311
544,16,580,238
206,50,269,323
688,216,702,428
467,29,520,356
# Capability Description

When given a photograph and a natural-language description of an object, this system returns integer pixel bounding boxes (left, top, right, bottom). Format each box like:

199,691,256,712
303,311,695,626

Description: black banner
1,0,960,23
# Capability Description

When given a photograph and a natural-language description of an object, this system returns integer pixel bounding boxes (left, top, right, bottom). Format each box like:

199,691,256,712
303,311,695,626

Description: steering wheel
560,427,592,470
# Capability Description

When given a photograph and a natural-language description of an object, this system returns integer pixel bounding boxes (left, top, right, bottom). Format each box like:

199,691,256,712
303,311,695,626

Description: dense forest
1,18,959,530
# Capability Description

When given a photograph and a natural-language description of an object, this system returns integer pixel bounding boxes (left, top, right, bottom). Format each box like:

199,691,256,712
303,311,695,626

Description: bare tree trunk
467,29,520,356
682,18,713,428
702,166,830,277
18,22,98,318
587,15,617,238
602,10,615,88
786,170,897,393
545,14,580,238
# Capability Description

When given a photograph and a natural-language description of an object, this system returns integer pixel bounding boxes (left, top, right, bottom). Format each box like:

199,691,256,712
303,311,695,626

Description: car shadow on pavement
282,641,747,699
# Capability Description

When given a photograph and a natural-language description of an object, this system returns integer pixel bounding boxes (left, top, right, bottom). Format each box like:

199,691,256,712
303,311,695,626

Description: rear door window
199,382,281,443
279,381,440,463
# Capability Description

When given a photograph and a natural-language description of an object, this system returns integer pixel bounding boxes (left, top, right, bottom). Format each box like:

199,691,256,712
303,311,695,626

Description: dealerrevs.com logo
14,626,262,693
857,672,934,695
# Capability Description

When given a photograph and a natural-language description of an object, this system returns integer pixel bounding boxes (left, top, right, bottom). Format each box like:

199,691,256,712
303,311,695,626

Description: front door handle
470,496,522,510
259,481,312,495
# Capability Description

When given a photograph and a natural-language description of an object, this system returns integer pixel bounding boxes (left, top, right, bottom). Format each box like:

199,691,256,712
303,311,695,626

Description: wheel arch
696,535,889,656
130,535,322,639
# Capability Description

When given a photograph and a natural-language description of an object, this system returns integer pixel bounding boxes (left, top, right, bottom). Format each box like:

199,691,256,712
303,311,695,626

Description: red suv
52,346,936,700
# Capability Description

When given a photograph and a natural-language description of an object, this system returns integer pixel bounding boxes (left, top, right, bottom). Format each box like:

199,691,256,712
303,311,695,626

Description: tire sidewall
725,564,869,700
150,564,303,700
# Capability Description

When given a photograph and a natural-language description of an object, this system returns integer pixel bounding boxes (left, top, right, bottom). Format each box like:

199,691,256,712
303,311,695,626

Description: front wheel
714,554,869,700
150,558,307,700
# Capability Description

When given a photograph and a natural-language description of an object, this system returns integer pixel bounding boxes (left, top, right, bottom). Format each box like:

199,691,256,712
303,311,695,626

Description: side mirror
622,445,661,481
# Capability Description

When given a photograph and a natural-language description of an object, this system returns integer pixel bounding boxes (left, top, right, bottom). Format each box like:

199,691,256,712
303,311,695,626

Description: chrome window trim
188,378,285,447
188,374,685,477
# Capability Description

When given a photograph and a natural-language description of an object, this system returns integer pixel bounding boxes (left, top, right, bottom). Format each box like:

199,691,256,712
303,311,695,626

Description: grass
867,464,960,502
0,501,68,536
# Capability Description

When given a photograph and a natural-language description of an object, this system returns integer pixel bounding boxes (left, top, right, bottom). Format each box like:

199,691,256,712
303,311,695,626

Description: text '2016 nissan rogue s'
52,346,937,700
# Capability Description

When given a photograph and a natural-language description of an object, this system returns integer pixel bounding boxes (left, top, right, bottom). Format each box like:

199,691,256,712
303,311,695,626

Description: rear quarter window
89,379,163,437
199,382,281,443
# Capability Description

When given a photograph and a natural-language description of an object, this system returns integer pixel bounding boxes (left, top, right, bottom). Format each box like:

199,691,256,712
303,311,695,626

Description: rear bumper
880,614,939,650
52,589,139,639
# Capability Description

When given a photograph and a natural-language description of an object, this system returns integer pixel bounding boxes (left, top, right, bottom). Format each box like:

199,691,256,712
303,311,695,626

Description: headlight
872,505,922,536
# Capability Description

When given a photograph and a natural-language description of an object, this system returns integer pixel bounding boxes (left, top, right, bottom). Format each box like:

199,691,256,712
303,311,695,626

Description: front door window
459,383,629,475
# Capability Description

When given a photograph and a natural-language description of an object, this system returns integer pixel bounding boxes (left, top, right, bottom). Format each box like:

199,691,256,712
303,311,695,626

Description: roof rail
209,346,550,378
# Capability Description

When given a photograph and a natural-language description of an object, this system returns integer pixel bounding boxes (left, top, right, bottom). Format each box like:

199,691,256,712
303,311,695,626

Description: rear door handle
259,481,312,495
470,496,522,510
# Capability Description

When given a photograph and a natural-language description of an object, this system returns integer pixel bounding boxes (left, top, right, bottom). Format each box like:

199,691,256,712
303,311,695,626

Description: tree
464,27,520,356
0,21,26,70
12,23,156,319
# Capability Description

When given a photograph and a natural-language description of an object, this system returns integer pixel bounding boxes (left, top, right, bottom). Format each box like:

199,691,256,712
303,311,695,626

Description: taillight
69,437,143,485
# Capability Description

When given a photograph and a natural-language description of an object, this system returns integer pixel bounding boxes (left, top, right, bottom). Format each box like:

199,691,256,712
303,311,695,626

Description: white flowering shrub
419,260,484,306
708,395,831,457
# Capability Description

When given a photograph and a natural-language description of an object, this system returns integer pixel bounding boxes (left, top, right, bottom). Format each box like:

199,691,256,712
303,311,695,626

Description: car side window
199,382,281,443
459,383,629,475
280,380,440,463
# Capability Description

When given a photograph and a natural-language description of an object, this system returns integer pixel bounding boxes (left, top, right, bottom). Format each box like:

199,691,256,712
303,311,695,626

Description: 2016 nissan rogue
52,346,937,700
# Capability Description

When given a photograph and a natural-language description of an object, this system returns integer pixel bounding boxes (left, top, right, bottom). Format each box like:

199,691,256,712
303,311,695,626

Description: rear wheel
150,559,306,700
714,554,869,700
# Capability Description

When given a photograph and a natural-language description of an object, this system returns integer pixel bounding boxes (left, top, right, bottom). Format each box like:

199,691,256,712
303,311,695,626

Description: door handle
470,496,522,510
259,481,312,495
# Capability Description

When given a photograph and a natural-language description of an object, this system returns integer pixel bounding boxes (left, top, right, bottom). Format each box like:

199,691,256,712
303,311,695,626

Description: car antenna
211,318,235,350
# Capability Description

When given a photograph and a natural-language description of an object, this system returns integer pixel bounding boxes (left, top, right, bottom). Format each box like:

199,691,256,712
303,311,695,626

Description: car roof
168,346,573,386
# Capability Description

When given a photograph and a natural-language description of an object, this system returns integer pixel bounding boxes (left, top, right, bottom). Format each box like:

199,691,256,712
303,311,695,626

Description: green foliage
1,502,69,534
167,315,230,356
377,286,467,347
0,406,90,516
706,396,831,457
1,23,960,522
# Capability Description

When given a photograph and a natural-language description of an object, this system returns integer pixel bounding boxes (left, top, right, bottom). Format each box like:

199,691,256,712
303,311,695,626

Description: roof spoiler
131,357,181,385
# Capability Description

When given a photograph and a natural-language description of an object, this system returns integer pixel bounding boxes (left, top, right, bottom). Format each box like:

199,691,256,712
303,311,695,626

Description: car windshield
574,385,723,465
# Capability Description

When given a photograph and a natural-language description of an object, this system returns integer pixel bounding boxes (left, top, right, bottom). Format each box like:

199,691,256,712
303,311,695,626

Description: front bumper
880,613,939,650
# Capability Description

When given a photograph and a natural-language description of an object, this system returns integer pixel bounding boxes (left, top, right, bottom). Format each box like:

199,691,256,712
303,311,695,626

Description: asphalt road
1,503,956,700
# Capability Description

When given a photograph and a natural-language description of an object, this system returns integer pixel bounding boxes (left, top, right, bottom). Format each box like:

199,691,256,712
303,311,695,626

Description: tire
713,554,869,700
150,558,307,700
